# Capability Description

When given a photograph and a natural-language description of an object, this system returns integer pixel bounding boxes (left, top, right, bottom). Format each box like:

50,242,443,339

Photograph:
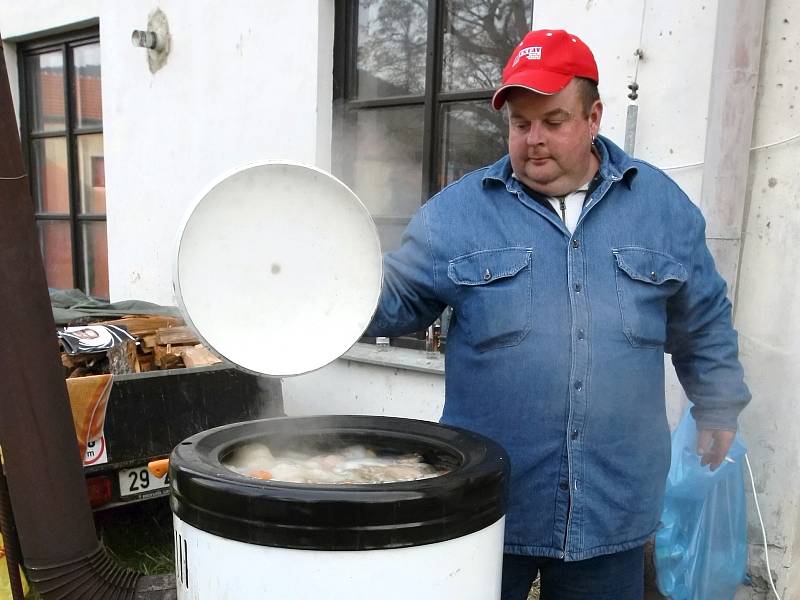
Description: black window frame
334,0,523,204
333,0,532,351
18,26,107,298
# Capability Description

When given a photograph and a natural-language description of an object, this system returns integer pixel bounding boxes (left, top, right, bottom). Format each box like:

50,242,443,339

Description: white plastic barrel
169,415,509,600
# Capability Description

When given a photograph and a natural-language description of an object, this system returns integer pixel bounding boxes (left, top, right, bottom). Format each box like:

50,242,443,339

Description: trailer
81,363,284,509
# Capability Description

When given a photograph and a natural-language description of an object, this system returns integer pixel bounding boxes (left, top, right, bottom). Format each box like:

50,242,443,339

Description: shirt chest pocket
613,247,688,348
447,248,532,352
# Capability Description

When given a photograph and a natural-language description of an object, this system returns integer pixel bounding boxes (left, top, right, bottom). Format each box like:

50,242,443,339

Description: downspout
0,35,150,599
699,0,767,302
0,468,25,600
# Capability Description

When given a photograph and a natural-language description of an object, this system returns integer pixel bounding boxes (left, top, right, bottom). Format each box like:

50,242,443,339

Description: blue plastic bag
654,409,748,599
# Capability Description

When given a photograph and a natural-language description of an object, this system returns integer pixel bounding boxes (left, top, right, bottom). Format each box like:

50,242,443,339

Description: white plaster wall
282,358,444,422
734,0,800,596
532,0,716,206
100,1,334,303
0,0,99,40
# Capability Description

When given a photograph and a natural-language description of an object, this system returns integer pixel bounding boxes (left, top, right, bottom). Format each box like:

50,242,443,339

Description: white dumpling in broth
227,443,275,471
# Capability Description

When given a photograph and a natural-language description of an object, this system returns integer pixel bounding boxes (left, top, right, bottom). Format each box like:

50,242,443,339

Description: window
19,28,108,298
333,0,532,349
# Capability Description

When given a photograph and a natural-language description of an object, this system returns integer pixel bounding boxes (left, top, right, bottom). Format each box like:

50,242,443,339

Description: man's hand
696,429,736,470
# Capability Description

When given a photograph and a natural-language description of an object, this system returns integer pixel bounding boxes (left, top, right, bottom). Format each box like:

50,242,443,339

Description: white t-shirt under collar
547,183,590,234
512,174,592,234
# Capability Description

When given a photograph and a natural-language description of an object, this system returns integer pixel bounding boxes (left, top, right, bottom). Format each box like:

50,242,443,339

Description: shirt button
574,380,583,391
559,481,569,491
572,239,579,249
483,269,492,281
574,282,582,292
577,329,585,340
571,429,579,440
650,271,658,282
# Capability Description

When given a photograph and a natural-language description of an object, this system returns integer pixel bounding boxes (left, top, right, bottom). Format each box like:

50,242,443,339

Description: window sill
341,343,444,375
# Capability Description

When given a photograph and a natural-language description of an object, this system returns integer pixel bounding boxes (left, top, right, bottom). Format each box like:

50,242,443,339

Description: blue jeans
501,546,645,600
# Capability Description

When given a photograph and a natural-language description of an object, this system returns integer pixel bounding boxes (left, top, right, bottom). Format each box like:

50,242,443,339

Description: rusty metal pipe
0,29,99,566
0,32,147,598
0,466,25,600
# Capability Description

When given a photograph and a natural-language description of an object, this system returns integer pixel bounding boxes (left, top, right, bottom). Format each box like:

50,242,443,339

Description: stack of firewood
60,315,222,377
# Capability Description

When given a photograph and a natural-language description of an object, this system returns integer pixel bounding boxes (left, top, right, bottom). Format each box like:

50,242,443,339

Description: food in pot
225,442,447,484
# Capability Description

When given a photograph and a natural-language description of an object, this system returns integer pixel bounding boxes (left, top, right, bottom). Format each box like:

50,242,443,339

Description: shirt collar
481,135,638,191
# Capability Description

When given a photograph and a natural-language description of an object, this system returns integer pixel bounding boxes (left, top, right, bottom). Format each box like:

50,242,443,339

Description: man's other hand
696,429,736,470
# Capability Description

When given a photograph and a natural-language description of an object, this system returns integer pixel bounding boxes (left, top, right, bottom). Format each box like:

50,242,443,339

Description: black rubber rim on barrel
169,415,509,550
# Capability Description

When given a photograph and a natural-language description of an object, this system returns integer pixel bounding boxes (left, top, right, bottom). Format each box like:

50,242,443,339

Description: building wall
283,350,444,422
2,0,334,305
734,0,800,596
99,1,334,304
0,0,99,40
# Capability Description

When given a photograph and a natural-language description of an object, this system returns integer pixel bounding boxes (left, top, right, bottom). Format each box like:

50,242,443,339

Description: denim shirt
366,135,751,561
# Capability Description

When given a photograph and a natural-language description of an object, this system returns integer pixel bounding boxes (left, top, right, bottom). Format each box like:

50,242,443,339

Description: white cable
661,131,800,172
662,159,704,172
744,453,782,600
750,130,800,151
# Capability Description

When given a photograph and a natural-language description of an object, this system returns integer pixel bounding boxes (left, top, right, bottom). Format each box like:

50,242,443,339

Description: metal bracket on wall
131,8,171,73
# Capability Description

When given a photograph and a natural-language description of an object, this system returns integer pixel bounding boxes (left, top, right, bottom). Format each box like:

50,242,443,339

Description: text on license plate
118,466,170,498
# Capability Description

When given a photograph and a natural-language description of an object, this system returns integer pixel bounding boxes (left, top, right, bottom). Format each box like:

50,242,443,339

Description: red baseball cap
492,29,599,110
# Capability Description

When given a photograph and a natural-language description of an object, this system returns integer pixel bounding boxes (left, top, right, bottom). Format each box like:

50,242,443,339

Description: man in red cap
367,28,749,600
492,29,602,209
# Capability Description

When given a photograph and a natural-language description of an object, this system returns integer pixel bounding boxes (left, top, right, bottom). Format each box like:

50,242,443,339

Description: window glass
335,1,532,348
357,0,428,99
81,221,109,298
334,105,424,252
441,0,529,92
77,134,105,214
72,43,103,129
26,51,66,133
38,221,73,289
31,137,70,213
23,31,106,296
440,102,508,187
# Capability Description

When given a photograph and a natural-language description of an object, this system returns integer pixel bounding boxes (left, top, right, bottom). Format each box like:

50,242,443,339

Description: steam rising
225,441,447,484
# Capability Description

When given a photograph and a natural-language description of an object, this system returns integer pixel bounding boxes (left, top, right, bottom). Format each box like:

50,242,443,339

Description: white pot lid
174,161,383,377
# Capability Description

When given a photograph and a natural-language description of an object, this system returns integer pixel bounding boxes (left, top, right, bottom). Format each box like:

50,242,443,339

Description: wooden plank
155,325,199,346
154,344,194,369
97,315,184,336
180,345,223,368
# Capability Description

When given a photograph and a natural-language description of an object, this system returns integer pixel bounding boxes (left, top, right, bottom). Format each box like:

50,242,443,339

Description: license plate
118,465,170,498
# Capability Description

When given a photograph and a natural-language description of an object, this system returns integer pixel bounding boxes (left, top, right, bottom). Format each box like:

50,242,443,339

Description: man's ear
589,100,603,137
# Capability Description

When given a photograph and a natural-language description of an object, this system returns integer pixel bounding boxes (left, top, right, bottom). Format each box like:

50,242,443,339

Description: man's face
506,80,603,197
